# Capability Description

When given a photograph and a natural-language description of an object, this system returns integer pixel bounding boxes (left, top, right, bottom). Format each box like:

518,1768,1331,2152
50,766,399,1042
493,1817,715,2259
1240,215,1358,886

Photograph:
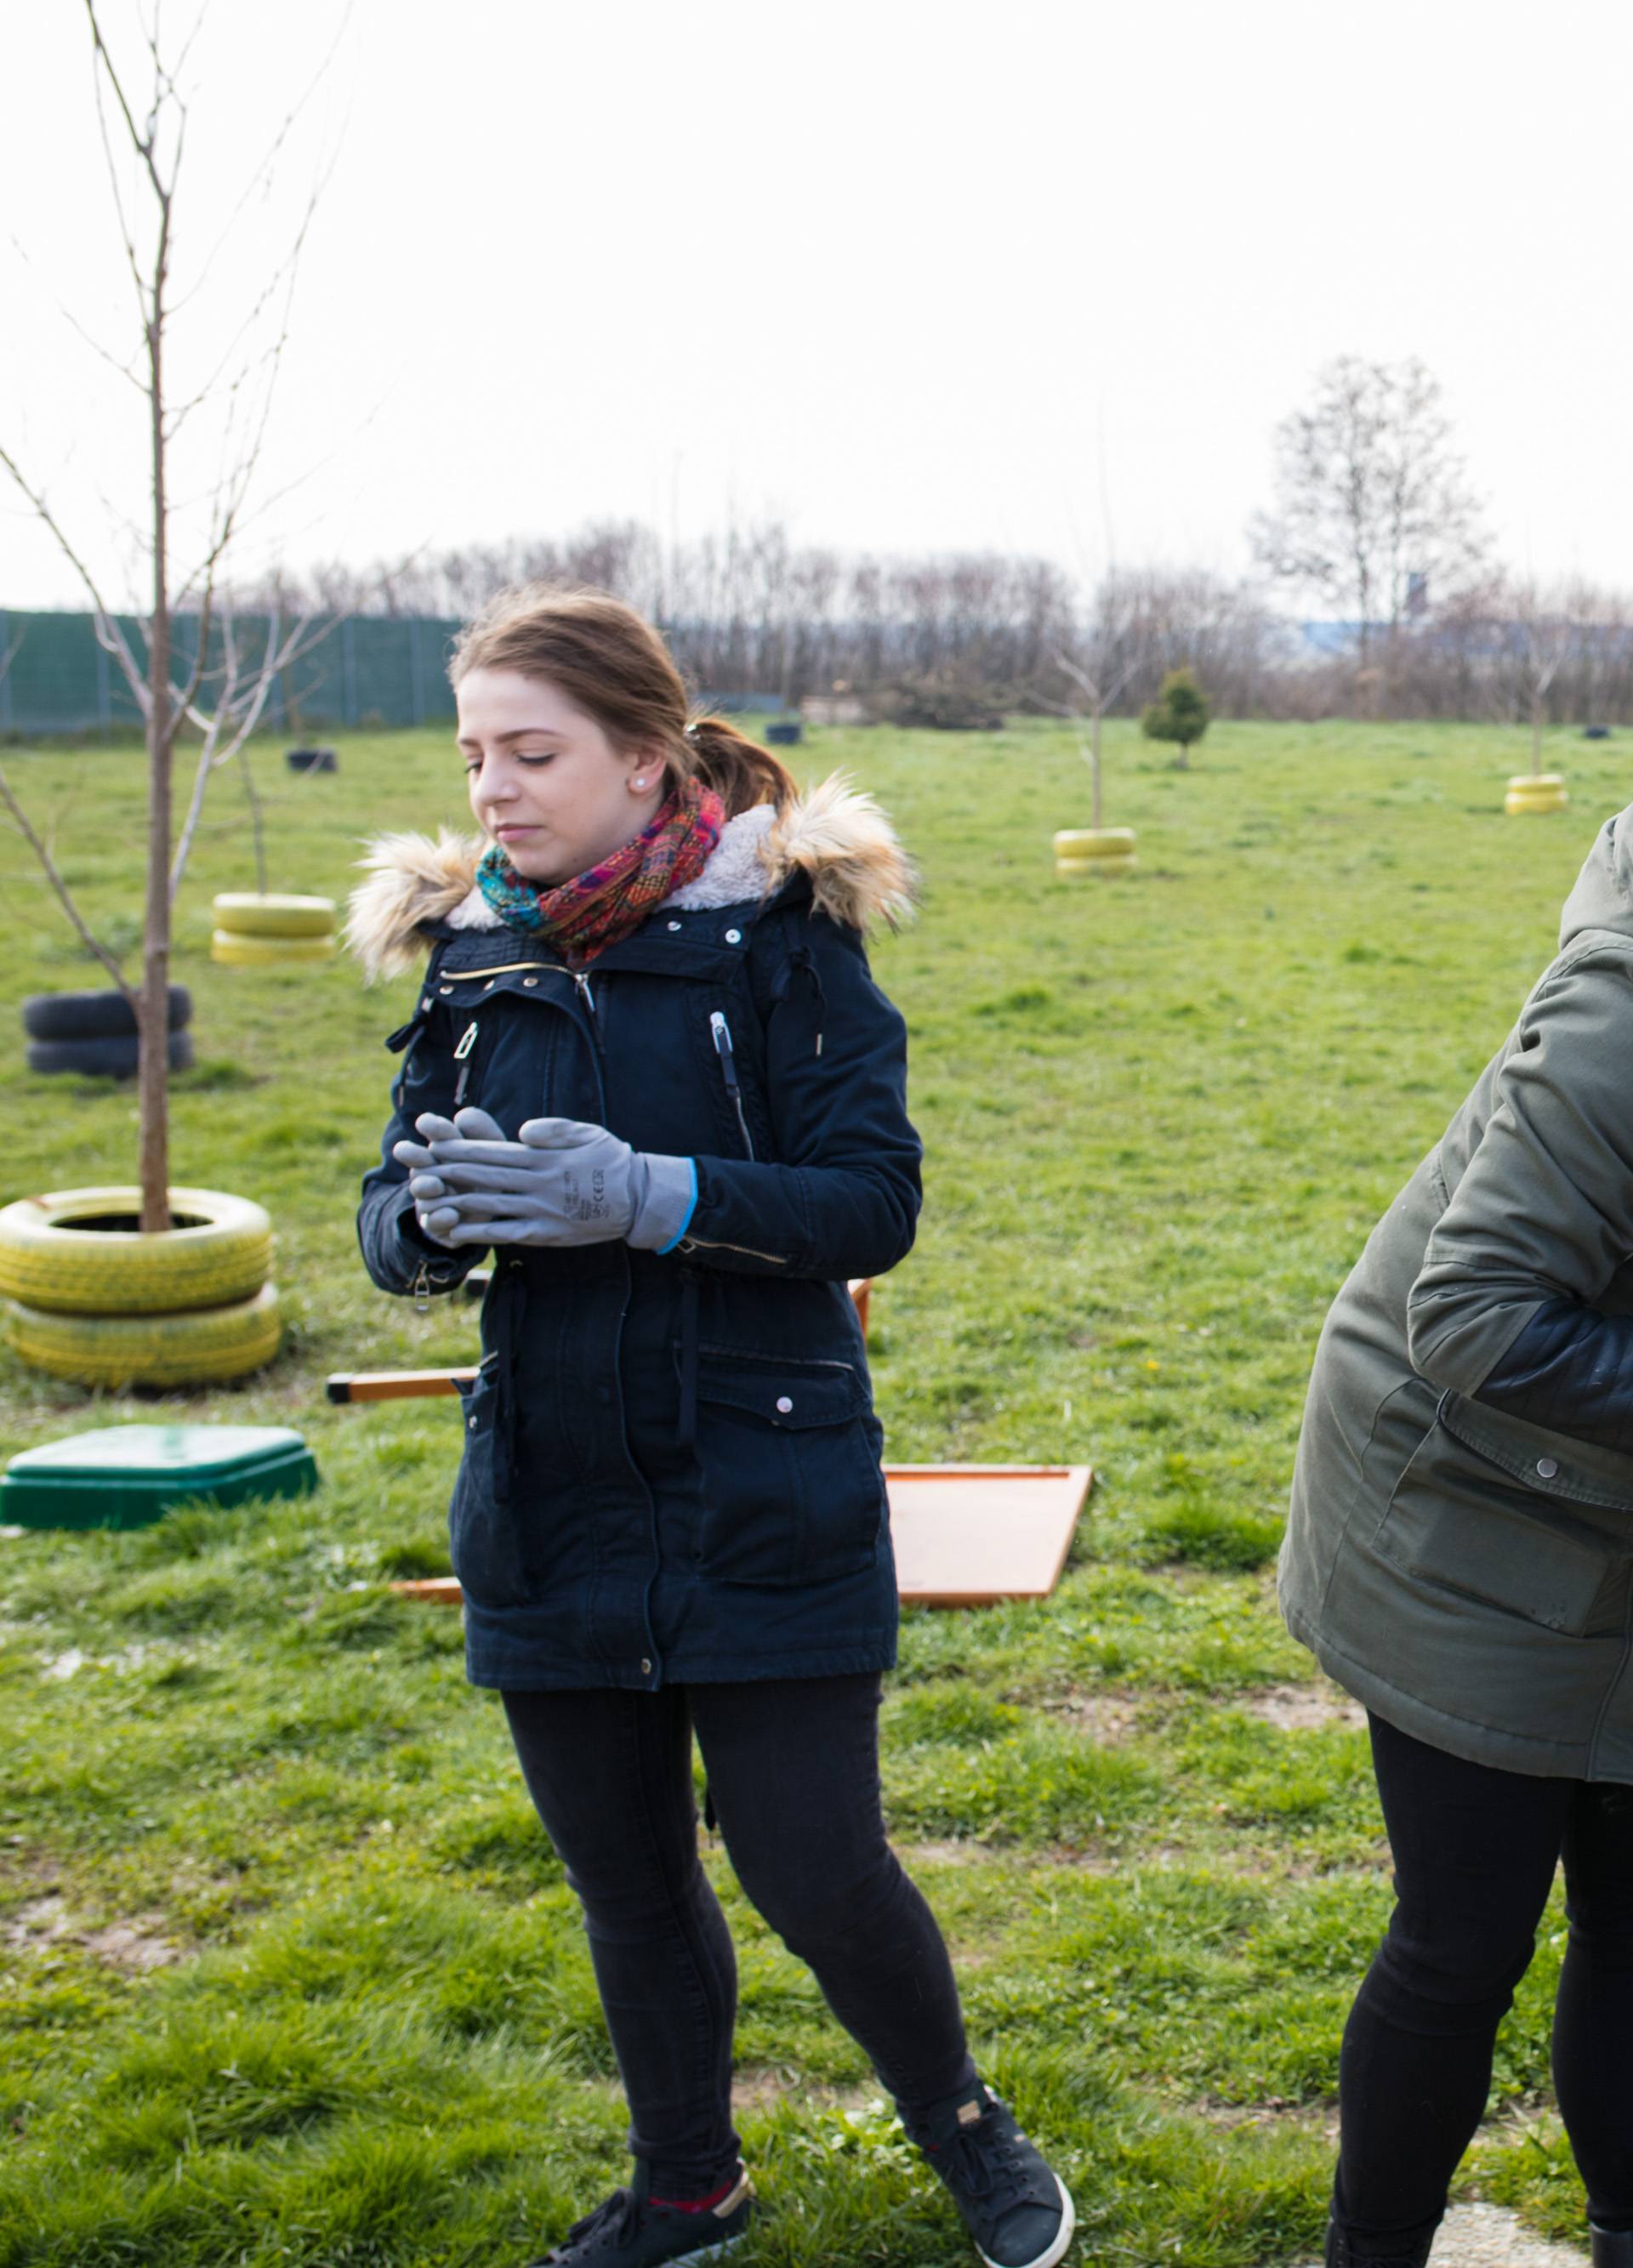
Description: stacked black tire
24,986,193,1077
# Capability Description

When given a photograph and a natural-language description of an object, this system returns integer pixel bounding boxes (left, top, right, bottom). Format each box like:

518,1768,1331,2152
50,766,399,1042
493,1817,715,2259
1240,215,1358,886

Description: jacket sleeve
1405,948,1633,1435
356,998,487,1298
674,910,922,1281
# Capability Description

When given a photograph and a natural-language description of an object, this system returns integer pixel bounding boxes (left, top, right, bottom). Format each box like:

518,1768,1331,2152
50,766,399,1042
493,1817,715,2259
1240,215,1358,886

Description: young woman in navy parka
350,589,1074,2268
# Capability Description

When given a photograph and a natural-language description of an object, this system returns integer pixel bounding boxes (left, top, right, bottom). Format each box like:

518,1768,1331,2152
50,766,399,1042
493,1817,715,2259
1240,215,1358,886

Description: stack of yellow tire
1053,827,1139,878
0,1187,280,1388
1504,775,1569,816
211,893,337,966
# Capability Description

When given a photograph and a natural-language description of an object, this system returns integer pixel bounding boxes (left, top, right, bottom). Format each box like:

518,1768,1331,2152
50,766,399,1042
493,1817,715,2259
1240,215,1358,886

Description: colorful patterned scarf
475,773,725,963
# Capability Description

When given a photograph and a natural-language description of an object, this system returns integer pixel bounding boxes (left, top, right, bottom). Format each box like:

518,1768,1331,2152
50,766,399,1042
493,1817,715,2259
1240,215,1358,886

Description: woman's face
457,668,667,885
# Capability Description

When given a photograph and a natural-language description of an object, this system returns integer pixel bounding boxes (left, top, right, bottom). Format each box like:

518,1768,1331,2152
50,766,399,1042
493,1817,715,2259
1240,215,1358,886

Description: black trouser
1336,1711,1633,2250
502,1673,976,2197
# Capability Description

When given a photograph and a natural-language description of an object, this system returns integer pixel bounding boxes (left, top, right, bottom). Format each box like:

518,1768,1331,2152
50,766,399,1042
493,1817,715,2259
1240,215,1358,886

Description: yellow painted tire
1053,828,1137,859
1505,774,1569,815
212,893,337,938
0,1186,273,1315
211,929,335,966
4,1283,282,1388
1057,854,1138,878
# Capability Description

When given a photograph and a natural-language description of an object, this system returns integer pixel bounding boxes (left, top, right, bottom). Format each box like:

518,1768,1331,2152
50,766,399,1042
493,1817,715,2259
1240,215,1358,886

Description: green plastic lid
1,1423,319,1531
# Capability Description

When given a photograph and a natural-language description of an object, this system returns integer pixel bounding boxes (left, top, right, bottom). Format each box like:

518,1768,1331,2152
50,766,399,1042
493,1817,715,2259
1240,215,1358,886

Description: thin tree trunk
139,287,172,1232
1531,685,1544,780
240,744,269,896
1091,707,1103,831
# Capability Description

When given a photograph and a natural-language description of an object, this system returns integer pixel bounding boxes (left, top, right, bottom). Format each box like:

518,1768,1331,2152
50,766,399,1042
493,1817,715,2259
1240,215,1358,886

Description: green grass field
0,716,1623,2265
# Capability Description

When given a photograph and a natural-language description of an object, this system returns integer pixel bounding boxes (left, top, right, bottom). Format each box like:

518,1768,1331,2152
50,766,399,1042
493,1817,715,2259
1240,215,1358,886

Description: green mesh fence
0,610,462,738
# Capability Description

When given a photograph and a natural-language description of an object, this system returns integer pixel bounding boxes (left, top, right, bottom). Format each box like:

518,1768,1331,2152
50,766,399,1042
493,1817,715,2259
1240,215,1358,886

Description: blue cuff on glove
650,1157,698,1254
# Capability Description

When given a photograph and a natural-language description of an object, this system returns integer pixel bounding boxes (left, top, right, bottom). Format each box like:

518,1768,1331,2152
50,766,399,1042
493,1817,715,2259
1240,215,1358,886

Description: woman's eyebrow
456,726,566,749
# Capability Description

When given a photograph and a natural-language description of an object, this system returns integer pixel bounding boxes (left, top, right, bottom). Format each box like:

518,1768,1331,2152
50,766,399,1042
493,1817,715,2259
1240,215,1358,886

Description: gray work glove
390,1110,469,1248
418,1106,696,1251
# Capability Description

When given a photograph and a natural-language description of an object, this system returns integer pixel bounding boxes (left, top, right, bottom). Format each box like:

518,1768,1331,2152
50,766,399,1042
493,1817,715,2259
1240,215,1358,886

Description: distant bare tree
1048,582,1148,830
1250,355,1488,667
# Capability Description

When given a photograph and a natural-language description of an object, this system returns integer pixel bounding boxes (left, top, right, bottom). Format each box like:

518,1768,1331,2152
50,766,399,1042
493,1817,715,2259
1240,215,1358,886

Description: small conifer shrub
1141,668,1211,767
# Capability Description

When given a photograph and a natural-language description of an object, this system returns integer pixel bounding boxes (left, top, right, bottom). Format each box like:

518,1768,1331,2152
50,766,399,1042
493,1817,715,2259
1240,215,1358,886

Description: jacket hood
1559,807,1633,952
344,773,917,982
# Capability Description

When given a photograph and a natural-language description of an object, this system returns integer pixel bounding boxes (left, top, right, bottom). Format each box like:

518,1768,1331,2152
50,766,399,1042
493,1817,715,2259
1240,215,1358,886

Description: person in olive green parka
1282,809,1633,2268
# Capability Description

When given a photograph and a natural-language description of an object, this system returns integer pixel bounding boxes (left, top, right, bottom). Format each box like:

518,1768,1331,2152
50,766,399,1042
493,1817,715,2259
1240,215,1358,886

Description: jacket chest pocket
1374,1402,1630,1637
687,1349,885,1587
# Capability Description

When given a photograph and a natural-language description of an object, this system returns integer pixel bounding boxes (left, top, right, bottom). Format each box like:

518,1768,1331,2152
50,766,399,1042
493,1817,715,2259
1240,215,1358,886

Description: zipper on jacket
452,1017,481,1107
443,958,571,982
676,1231,789,1266
708,1011,756,1161
574,970,606,1056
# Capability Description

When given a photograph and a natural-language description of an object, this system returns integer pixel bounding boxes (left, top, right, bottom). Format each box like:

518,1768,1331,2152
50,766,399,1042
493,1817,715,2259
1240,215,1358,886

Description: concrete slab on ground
1298,2203,1587,2267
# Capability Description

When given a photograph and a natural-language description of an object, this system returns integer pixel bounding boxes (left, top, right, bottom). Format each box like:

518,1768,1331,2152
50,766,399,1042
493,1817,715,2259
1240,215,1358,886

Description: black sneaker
526,2162,754,2266
909,2084,1075,2268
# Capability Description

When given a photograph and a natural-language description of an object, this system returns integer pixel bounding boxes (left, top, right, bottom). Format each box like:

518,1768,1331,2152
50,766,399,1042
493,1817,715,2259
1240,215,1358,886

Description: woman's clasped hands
393,1107,695,1251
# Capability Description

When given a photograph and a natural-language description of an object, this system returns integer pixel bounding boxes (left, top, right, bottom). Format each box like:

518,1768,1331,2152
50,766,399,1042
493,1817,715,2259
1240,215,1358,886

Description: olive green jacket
1280,810,1633,1777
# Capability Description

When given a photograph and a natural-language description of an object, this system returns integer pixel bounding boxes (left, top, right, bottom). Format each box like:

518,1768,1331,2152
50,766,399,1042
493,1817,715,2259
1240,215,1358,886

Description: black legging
502,1673,975,2198
1338,1711,1633,2251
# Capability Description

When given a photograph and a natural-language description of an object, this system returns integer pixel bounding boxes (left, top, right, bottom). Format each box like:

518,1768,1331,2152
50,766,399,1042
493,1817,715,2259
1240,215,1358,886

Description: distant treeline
266,520,1633,728
14,520,1633,738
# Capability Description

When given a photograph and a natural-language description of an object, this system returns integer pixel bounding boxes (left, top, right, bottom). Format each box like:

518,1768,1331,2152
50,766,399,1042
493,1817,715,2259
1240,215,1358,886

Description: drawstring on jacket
771,938,828,1057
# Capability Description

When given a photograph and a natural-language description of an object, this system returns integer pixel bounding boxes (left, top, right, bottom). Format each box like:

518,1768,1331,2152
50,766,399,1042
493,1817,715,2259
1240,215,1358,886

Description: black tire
26,1030,195,1078
23,984,191,1042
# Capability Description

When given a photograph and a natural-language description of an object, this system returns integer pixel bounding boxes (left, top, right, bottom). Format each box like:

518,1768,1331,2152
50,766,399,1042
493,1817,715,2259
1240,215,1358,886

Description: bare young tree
1250,355,1488,668
1049,582,1148,830
0,3,330,1231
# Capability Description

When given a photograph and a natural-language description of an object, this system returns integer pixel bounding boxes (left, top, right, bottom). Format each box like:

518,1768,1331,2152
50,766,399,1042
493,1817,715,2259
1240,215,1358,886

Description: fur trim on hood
344,773,916,983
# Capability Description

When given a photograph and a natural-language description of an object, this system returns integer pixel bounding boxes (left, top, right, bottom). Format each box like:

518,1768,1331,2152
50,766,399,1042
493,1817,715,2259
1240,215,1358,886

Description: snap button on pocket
439,985,453,996
776,1395,794,1414
640,1657,652,1675
725,929,742,944
523,976,538,987
468,1414,478,1430
1538,1457,1559,1479
668,920,682,932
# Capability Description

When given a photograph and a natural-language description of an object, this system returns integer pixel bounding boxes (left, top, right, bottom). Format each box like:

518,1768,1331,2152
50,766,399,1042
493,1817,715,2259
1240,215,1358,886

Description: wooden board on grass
888,1464,1093,1606
390,1463,1092,1613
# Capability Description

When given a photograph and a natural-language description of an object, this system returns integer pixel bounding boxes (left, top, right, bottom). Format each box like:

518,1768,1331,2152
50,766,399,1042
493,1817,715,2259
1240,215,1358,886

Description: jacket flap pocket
1384,1491,1613,1635
695,1350,868,1430
1439,1390,1633,1513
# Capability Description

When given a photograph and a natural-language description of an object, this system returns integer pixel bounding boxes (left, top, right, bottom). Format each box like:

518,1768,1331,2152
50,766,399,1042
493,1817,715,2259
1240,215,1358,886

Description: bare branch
5,231,147,393
169,599,322,898
0,761,135,1001
169,3,352,318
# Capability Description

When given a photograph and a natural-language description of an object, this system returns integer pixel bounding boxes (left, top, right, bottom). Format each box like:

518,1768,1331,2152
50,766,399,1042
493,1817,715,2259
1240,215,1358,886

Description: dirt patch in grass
5,1893,183,1972
896,1837,1000,1868
734,2071,877,2115
1236,1682,1366,1732
1197,2093,1339,2142
1044,1691,1143,1743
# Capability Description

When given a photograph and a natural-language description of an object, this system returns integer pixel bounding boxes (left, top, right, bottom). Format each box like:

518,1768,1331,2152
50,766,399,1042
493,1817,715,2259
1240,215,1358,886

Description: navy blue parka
353,790,920,1692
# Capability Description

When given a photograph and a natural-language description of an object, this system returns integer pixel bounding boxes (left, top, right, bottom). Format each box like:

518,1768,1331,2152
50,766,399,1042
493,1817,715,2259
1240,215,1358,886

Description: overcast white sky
3,0,1630,614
